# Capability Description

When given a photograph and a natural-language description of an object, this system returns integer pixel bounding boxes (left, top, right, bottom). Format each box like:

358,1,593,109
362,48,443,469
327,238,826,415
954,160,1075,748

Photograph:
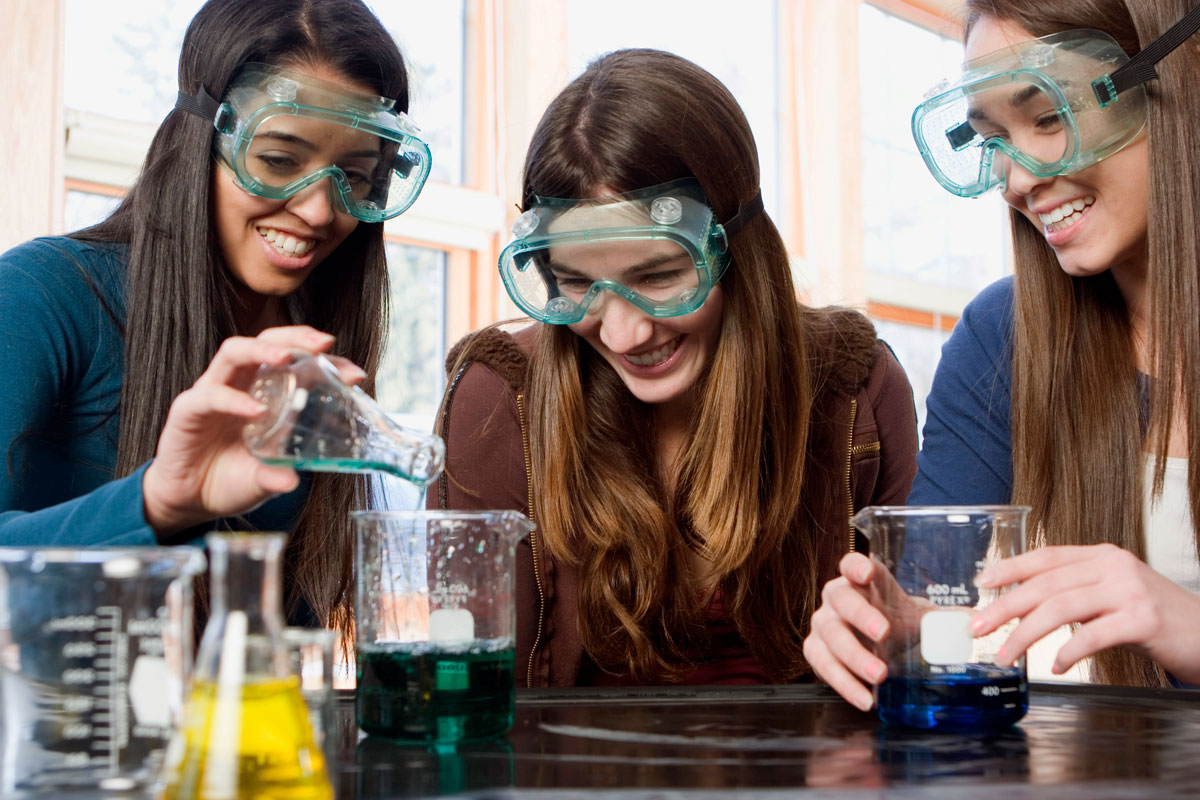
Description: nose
591,293,655,354
285,177,338,228
997,152,1052,202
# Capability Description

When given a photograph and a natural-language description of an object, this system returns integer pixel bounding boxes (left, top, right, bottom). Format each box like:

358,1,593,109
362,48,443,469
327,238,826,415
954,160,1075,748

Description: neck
1108,252,1150,368
235,288,288,336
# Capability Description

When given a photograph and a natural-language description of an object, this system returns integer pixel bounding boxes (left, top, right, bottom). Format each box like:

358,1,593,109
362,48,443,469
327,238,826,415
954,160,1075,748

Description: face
212,63,369,302
561,236,725,411
965,17,1149,282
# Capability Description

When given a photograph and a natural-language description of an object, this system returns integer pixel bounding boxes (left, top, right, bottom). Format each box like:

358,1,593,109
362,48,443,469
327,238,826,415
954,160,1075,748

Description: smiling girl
433,49,919,687
806,0,1200,708
0,0,428,634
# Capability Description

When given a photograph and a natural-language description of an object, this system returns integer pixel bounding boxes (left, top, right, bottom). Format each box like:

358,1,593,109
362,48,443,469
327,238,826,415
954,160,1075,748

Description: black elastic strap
721,189,765,239
1095,1,1200,104
174,86,221,121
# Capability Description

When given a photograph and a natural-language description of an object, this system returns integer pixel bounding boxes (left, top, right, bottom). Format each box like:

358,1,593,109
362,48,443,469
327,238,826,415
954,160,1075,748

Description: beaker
353,510,534,744
242,352,446,487
159,533,332,800
851,505,1030,731
0,546,205,795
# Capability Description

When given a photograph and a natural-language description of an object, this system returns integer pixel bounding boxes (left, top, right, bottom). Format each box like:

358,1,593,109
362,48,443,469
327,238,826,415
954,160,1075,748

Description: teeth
257,226,314,256
627,337,680,367
1039,196,1095,232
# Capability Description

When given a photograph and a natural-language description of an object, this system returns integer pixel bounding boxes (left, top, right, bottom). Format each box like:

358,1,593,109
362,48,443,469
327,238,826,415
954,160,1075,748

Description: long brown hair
74,0,408,637
522,49,817,682
966,0,1200,687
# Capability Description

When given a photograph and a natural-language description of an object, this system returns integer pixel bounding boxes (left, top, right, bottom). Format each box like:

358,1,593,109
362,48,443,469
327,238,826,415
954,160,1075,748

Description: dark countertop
327,682,1200,799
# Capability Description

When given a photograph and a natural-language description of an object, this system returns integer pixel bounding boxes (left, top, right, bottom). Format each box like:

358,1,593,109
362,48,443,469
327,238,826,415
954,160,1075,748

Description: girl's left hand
969,544,1200,683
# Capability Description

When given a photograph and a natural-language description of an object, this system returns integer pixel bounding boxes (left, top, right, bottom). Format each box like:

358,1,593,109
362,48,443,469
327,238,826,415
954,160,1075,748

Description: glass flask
242,352,445,487
158,533,332,800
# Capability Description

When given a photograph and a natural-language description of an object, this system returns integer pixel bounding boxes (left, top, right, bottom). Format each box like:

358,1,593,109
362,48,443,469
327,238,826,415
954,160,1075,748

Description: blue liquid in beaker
876,664,1027,731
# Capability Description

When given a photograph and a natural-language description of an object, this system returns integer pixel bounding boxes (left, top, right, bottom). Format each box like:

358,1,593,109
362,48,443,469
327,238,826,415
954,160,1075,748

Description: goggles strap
174,86,221,122
721,189,765,238
1095,1,1200,105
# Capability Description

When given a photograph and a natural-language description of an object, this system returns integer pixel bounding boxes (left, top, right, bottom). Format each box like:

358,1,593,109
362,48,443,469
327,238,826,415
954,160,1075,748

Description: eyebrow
967,84,1051,123
255,130,382,160
547,252,687,278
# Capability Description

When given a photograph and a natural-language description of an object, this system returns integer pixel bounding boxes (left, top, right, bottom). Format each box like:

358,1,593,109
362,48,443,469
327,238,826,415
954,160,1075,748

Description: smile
1039,196,1095,233
257,226,315,257
626,337,681,367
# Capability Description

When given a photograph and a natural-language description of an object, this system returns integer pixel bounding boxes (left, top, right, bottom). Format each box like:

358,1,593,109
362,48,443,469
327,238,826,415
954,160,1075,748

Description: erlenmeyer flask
242,352,445,486
158,533,332,800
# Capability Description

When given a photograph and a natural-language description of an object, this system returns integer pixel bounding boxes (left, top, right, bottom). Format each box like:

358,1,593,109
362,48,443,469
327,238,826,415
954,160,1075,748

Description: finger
254,462,301,495
975,544,1110,588
803,632,878,712
193,337,294,389
321,354,369,385
993,584,1110,666
970,560,1103,637
823,577,891,643
169,383,269,422
255,325,336,350
838,552,876,586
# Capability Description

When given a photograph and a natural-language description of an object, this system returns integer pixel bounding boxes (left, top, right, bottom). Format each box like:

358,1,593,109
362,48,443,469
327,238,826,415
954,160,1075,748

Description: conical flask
158,533,333,800
242,351,445,486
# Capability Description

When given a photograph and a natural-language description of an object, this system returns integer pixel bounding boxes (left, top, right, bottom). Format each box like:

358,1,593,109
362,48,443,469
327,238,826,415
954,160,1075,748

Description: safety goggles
497,179,763,325
177,63,431,222
912,4,1200,198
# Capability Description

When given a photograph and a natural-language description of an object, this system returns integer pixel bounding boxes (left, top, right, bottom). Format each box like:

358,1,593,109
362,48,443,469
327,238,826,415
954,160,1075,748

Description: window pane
873,319,952,443
64,191,122,234
369,1,466,185
378,242,447,426
566,0,780,216
859,4,1009,295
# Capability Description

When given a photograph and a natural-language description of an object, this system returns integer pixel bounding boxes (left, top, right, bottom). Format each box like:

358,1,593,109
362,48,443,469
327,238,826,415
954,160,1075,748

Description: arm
429,359,528,514
908,277,1016,505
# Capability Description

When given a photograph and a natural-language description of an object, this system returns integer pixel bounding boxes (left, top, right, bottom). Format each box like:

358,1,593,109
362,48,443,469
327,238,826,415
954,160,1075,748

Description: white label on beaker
129,655,170,728
429,608,474,643
920,610,973,665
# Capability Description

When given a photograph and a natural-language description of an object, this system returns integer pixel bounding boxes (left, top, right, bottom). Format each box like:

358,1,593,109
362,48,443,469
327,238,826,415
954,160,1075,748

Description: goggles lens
213,64,431,222
498,180,726,324
912,30,1145,197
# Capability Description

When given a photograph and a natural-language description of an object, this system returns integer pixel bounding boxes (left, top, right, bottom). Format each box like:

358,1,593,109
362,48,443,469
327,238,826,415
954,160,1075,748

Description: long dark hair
966,0,1200,687
74,0,408,636
522,49,818,682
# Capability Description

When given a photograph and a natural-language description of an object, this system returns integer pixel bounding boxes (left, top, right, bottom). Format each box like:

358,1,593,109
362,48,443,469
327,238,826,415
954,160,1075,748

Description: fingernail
309,331,335,344
968,616,986,634
974,570,995,588
857,567,871,583
995,646,1009,665
857,696,875,713
864,661,882,682
868,620,884,640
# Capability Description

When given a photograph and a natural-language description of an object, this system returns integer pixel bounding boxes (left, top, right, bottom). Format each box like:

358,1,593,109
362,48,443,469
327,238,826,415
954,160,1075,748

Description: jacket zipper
516,393,545,688
844,397,858,553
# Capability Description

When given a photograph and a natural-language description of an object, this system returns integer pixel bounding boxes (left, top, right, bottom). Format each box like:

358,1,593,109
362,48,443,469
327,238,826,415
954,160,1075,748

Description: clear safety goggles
912,4,1200,198
177,63,432,222
497,179,763,325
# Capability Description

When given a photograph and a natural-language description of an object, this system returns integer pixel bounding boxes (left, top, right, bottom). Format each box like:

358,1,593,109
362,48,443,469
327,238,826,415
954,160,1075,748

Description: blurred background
1,0,1010,441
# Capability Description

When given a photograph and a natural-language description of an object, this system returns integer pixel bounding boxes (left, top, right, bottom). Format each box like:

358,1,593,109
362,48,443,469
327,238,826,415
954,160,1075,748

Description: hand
971,544,1200,683
142,326,368,538
804,552,910,712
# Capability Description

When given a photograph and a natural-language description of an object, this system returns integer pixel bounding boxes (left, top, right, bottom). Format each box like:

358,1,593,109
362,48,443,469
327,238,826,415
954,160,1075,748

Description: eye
553,275,592,293
253,152,303,173
637,269,688,287
1034,113,1064,133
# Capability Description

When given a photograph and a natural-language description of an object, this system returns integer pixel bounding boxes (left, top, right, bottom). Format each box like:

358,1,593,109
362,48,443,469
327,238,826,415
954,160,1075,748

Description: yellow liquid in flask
159,676,332,800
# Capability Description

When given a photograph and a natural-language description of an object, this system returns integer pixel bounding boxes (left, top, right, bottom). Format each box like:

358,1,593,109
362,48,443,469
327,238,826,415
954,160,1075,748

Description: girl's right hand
803,552,895,712
141,326,367,538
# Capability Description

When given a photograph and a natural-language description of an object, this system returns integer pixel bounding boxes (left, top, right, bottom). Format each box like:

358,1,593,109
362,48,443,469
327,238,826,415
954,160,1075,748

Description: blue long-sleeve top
909,277,1016,505
0,236,305,547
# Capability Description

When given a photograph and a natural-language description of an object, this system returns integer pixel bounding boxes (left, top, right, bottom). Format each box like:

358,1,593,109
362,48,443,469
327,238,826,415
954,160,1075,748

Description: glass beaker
0,546,205,795
851,506,1030,731
159,533,332,800
242,352,446,487
353,511,534,744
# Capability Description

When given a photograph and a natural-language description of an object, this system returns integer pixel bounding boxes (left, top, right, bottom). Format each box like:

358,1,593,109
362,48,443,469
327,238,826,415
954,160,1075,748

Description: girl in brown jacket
433,49,918,688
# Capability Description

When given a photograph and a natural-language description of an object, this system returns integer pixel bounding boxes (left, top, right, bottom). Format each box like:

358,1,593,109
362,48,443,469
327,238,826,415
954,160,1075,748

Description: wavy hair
521,49,819,682
74,0,407,637
966,0,1200,687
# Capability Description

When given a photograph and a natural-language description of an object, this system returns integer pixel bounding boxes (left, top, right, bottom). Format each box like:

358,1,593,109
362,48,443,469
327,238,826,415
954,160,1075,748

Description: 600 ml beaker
0,547,205,795
851,506,1030,731
354,511,533,744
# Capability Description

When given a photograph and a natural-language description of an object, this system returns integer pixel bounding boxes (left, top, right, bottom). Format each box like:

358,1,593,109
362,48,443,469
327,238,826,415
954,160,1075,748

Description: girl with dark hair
0,0,429,634
807,0,1200,707
433,49,919,687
